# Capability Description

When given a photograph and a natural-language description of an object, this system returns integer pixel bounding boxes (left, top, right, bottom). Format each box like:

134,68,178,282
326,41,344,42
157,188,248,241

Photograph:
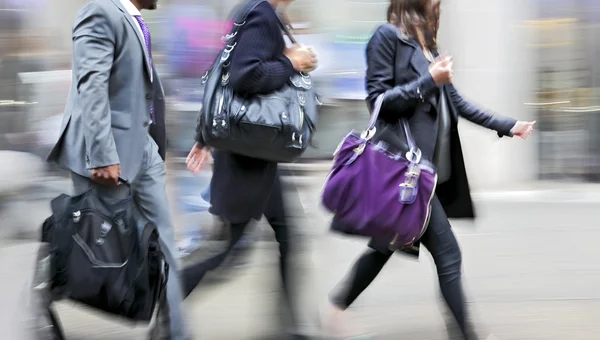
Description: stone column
438,0,537,190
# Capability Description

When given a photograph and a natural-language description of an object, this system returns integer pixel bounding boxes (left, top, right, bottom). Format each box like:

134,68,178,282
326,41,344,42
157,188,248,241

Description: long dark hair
388,0,440,50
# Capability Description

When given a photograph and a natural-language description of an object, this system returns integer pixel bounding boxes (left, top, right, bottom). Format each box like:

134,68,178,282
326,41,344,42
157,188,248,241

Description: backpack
40,186,167,322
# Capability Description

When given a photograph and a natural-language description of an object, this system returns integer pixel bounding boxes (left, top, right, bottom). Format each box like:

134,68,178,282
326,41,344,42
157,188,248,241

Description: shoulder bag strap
275,14,298,44
224,0,268,41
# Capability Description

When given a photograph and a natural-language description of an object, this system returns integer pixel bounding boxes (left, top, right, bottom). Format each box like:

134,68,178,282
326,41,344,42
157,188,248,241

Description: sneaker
180,195,210,213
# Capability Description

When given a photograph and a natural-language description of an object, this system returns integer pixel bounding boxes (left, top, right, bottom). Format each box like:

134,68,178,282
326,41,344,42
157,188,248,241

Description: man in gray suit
47,0,191,339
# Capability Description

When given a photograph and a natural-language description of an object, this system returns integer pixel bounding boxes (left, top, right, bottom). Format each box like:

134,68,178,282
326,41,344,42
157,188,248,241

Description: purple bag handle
365,93,422,163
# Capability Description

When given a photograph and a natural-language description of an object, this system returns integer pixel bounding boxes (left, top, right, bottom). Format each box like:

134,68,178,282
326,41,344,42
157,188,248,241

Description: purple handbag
322,94,438,249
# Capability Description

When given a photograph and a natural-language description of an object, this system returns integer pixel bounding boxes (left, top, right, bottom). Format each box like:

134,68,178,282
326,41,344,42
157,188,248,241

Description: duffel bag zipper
72,234,129,268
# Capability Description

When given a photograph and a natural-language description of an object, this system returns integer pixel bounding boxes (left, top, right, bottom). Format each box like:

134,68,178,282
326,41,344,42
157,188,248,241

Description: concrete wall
438,0,537,189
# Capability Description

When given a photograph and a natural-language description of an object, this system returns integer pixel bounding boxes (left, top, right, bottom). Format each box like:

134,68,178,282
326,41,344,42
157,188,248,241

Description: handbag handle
276,14,298,45
222,0,268,44
365,93,421,162
227,1,298,44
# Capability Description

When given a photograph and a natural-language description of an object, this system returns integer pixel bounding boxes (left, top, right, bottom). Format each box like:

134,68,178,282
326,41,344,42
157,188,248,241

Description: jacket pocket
111,111,131,130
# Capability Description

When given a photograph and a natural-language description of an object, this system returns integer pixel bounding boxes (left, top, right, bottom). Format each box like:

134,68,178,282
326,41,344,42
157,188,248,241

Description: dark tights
329,196,472,339
180,180,298,326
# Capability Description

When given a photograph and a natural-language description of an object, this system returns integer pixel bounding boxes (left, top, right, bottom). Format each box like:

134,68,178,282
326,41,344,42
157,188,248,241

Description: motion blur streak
1,0,600,339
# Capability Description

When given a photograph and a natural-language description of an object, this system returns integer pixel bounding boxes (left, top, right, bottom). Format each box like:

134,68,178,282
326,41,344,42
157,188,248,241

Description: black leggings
329,196,471,338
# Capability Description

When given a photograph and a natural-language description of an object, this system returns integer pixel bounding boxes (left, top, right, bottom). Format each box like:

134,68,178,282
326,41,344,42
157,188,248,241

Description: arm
228,6,296,94
447,84,517,137
72,3,118,169
194,110,206,146
365,25,438,120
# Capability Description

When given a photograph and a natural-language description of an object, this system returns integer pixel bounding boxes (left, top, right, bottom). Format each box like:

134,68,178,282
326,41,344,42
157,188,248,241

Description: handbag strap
275,13,298,44
223,0,268,42
227,0,296,43
223,1,298,65
367,94,418,155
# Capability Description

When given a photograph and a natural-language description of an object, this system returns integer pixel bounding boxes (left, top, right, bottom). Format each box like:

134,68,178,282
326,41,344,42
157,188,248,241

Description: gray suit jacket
47,0,166,181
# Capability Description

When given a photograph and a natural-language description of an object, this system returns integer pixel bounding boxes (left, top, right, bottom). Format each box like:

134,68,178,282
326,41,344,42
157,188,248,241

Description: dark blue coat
205,0,295,223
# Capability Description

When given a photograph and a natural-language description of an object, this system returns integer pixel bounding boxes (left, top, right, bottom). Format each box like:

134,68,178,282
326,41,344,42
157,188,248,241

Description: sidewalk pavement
2,157,600,338
5,221,600,340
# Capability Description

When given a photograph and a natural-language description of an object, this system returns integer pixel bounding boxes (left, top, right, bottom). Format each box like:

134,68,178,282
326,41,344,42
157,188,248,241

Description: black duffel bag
40,183,167,322
197,0,320,163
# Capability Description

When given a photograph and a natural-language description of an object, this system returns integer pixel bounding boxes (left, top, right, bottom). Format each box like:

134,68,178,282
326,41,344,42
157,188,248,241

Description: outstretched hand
511,120,536,139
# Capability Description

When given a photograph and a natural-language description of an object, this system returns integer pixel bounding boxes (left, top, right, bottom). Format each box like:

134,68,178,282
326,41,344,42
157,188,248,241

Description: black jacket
205,1,295,223
366,23,517,218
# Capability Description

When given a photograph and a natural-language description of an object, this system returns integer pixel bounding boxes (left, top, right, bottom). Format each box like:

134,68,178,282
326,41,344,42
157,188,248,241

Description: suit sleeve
228,7,295,94
447,84,517,137
365,25,438,120
72,2,119,169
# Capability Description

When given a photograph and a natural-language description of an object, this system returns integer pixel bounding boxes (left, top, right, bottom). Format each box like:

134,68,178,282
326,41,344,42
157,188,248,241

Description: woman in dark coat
184,0,317,338
324,0,535,339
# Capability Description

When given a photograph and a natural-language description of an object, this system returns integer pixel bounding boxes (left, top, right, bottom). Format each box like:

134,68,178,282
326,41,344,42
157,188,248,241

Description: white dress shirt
120,0,153,82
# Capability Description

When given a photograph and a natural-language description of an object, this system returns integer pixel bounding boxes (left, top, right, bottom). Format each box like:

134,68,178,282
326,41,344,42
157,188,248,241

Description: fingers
518,125,535,139
186,151,207,175
436,55,453,66
186,148,195,165
90,171,119,187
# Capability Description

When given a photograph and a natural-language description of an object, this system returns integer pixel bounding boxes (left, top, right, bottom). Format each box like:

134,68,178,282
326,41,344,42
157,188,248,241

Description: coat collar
387,25,440,107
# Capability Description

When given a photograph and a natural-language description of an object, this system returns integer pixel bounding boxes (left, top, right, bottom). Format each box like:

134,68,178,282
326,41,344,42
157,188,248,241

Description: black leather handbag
197,0,320,163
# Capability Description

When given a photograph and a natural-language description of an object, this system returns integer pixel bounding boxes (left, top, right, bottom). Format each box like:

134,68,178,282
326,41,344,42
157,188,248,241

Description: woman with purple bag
320,0,535,339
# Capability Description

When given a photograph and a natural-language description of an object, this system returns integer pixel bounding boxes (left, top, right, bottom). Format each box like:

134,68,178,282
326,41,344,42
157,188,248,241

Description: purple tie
134,15,155,123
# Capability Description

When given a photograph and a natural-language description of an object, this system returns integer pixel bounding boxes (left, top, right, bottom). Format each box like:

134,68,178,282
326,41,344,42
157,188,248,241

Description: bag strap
223,0,268,42
367,93,418,154
365,26,420,159
275,14,298,44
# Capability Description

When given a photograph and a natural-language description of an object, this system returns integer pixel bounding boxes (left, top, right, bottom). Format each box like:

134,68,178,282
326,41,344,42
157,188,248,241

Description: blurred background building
1,0,600,189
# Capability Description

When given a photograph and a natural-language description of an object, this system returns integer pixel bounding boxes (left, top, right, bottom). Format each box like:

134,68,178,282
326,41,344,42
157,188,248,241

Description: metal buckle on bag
96,221,112,246
405,148,422,163
221,72,230,85
354,143,366,154
399,163,422,194
220,43,237,62
221,31,237,42
400,175,418,189
406,165,421,177
360,127,377,141
72,211,81,223
201,70,209,83
300,73,312,85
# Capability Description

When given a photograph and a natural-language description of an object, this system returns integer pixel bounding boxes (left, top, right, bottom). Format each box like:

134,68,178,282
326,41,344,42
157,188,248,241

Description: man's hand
186,143,210,175
91,164,121,186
